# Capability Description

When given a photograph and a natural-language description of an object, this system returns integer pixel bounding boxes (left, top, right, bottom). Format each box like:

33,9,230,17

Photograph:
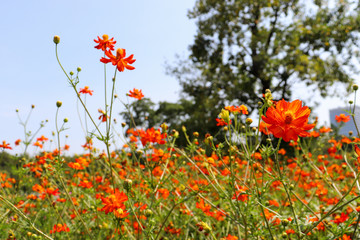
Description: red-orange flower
98,109,108,122
128,88,144,100
261,99,315,142
14,139,21,146
101,48,136,72
332,212,349,225
216,118,231,126
0,141,12,150
224,234,238,240
50,223,70,234
101,191,128,214
94,34,116,51
33,141,43,149
79,86,94,96
319,126,332,133
37,135,48,142
335,113,351,123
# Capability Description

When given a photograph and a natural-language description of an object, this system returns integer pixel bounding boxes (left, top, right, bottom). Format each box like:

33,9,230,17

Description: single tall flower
335,113,351,123
94,34,116,51
79,86,94,96
0,141,12,150
101,48,136,72
128,88,144,100
261,99,315,142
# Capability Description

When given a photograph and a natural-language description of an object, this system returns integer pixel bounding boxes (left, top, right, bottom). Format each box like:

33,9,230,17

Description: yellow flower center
284,112,294,124
102,34,109,41
116,48,124,58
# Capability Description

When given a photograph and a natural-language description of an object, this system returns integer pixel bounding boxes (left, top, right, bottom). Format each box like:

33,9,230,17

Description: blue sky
0,0,197,154
0,0,354,154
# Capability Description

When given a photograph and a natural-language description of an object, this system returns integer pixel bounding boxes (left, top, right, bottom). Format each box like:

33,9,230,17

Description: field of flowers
1,35,360,240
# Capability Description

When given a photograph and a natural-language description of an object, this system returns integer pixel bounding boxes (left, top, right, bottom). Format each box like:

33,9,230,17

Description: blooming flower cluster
94,34,136,72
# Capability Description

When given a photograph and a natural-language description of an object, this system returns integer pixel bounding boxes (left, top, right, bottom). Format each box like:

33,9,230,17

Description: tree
124,0,360,144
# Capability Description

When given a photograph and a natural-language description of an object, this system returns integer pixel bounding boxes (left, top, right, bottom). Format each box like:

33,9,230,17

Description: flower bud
53,35,60,44
123,179,132,191
77,67,82,72
353,84,359,91
182,126,187,133
161,122,168,132
121,122,126,127
63,118,68,123
69,71,74,76
145,209,153,217
171,130,179,138
245,118,253,125
56,101,62,108
31,105,35,109
281,219,289,226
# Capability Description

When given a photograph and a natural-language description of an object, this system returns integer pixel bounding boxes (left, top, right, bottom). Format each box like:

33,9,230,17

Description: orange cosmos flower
98,109,108,122
128,88,144,100
319,126,332,133
101,191,128,214
0,141,12,150
224,105,248,114
261,99,315,142
79,86,94,96
94,34,116,51
14,139,21,146
50,223,70,234
216,118,231,126
332,212,349,225
101,48,136,72
224,234,238,240
335,113,351,123
33,141,43,149
36,135,48,142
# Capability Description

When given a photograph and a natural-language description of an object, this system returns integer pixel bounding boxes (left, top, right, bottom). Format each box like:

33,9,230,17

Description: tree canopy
122,0,360,144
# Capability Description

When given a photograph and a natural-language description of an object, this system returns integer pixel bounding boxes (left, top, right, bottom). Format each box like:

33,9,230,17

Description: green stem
0,195,54,240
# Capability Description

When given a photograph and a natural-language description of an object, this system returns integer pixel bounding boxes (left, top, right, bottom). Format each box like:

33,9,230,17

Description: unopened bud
161,123,168,131
171,130,179,138
245,118,253,125
353,84,359,91
56,101,62,108
53,35,60,44
63,118,68,123
77,67,81,72
145,209,153,217
123,179,132,191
